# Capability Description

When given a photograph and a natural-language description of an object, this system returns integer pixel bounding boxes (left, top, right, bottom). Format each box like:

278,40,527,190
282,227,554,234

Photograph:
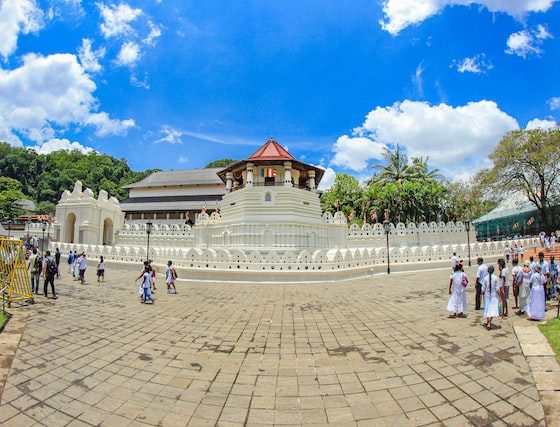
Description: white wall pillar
246,163,254,187
308,170,316,190
225,172,233,192
284,161,292,187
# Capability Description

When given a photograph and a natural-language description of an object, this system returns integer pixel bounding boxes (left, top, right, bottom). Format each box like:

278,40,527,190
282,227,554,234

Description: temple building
120,168,225,222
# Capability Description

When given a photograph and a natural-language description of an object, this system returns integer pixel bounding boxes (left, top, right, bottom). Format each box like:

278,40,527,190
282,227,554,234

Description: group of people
66,251,106,284
446,250,558,330
26,248,59,299
135,259,178,304
539,231,557,252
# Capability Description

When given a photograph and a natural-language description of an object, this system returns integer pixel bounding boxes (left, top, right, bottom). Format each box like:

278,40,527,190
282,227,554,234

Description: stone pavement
0,264,556,426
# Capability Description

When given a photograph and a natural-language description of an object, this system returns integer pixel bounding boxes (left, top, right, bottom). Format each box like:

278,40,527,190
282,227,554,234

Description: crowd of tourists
25,245,106,300
447,244,558,329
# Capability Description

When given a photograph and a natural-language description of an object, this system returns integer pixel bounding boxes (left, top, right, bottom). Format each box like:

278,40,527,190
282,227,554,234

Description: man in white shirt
504,246,511,265
78,253,87,285
475,257,488,310
538,251,549,302
511,259,522,309
499,259,510,316
451,252,458,271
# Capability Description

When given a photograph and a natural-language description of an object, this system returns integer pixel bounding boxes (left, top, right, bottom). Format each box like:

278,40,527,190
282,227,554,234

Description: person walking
511,258,522,309
504,246,511,265
42,250,58,299
519,245,525,262
482,265,500,330
67,250,75,274
526,265,545,321
498,258,510,317
165,260,178,294
27,248,40,295
78,253,87,285
549,255,557,299
54,247,61,278
149,259,157,293
73,252,81,280
475,257,488,310
97,256,105,282
537,251,549,302
136,265,155,304
447,264,467,318
517,261,532,315
450,252,458,271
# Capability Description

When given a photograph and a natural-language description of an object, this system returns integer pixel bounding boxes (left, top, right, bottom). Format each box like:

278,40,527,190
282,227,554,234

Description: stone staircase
526,245,560,260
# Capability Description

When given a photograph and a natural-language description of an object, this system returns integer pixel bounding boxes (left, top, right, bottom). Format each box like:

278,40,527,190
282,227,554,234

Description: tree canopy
205,158,238,168
0,142,156,216
321,146,493,225
484,128,560,227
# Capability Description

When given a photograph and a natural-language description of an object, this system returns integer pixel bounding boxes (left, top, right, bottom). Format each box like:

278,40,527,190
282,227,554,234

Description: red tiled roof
247,139,295,161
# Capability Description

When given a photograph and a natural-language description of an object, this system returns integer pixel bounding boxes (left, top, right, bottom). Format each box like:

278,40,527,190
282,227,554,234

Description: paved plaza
0,264,556,426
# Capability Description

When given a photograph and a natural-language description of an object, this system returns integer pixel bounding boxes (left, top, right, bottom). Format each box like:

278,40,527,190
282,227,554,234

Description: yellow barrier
0,238,34,307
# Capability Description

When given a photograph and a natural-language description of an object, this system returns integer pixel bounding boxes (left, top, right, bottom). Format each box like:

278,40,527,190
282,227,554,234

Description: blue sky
1,0,559,189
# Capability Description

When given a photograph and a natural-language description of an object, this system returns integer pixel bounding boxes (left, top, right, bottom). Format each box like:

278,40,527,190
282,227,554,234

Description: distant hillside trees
205,158,238,168
0,142,157,215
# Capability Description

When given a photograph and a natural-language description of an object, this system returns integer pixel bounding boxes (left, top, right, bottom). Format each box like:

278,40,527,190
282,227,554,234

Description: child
511,259,521,309
498,258,509,317
166,260,178,294
97,256,105,282
482,265,500,330
136,265,154,304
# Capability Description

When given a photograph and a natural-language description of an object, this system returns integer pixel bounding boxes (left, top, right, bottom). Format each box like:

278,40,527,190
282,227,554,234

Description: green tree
0,177,29,219
321,173,365,221
370,145,414,184
484,128,560,228
205,158,238,168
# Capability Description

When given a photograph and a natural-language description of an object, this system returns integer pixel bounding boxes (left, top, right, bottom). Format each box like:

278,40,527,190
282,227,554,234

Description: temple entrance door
65,213,76,243
102,218,114,245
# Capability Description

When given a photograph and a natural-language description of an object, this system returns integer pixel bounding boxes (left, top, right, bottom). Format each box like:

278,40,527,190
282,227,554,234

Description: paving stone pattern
0,265,550,426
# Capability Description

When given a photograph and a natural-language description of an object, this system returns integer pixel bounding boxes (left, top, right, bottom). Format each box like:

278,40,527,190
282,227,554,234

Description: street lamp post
465,220,471,267
6,221,11,238
41,221,47,255
146,221,153,262
383,219,391,274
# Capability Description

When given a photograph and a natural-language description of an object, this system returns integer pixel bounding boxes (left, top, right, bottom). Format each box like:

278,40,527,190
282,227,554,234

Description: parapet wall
51,236,539,282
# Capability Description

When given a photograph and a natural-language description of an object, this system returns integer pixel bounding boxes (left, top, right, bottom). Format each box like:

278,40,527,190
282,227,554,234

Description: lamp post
383,219,391,274
146,221,153,262
6,221,11,238
464,220,471,267
41,221,47,255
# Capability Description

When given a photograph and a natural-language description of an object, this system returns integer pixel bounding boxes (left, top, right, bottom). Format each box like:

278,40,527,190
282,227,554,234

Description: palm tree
410,156,443,181
370,145,415,184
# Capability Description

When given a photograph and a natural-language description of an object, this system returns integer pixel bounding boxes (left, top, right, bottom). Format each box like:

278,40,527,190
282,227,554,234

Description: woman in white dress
517,261,532,315
447,264,467,318
526,265,545,321
482,265,500,330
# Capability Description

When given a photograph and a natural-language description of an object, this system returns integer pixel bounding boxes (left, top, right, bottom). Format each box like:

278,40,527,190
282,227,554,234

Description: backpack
33,256,42,273
45,258,57,277
172,267,178,279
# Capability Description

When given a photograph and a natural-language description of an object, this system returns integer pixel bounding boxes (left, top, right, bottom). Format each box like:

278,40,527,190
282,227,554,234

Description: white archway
102,218,114,245
65,213,76,243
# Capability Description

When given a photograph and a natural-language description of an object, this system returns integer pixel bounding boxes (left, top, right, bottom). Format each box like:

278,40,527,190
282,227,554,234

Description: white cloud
77,38,105,73
115,41,140,67
0,0,44,59
178,155,188,164
142,20,161,46
506,25,552,58
0,53,135,145
30,138,94,154
332,135,386,170
318,167,336,191
154,125,183,144
526,118,558,130
548,97,560,111
411,62,424,98
452,54,493,74
380,0,557,35
98,2,142,38
333,100,519,179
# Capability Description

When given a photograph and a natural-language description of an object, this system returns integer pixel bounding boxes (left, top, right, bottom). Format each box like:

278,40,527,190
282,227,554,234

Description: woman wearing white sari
447,264,467,318
482,265,500,330
526,265,545,321
517,261,532,315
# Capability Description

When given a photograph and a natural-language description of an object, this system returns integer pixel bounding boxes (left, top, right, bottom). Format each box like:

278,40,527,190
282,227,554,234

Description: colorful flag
370,211,377,222
261,167,276,177
348,212,354,221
